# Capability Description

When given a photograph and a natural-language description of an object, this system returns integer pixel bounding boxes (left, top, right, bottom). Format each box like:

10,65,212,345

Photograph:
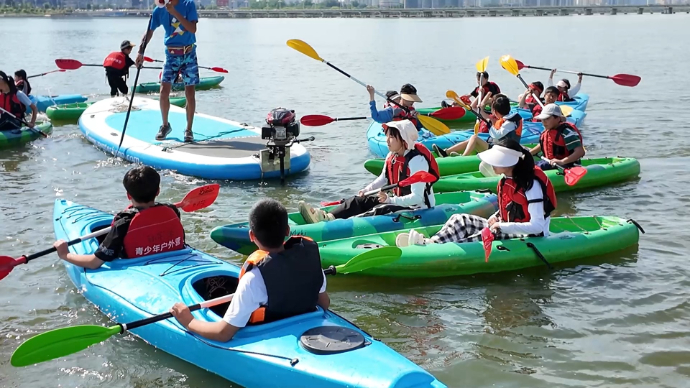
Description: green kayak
135,76,225,93
317,216,642,278
210,191,498,256
434,157,640,193
0,122,53,149
46,97,187,121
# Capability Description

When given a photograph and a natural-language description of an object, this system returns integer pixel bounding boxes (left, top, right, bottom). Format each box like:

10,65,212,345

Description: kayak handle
525,242,553,270
392,213,421,223
626,218,645,234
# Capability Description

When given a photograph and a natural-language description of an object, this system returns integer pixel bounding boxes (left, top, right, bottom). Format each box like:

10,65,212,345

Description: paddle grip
323,265,336,276
325,61,353,80
363,183,397,197
540,156,566,173
335,117,367,122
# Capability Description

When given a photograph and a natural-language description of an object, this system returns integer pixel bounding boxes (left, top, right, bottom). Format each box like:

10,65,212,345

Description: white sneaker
299,201,325,224
396,233,410,247
408,229,427,246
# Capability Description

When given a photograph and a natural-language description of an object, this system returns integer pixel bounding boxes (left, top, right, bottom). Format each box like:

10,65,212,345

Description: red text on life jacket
103,52,127,70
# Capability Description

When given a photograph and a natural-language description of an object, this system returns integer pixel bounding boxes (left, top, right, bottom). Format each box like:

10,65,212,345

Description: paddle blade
210,67,229,73
559,105,574,117
175,184,220,212
417,115,450,136
286,39,323,62
610,74,641,87
143,56,154,62
0,256,21,280
335,246,402,274
300,115,335,126
481,228,494,262
429,107,465,120
515,59,526,70
55,59,83,70
11,325,120,367
476,56,489,72
564,166,587,186
499,55,520,76
398,171,438,187
320,200,342,207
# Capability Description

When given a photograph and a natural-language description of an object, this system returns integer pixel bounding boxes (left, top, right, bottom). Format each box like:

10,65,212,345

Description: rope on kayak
145,251,223,277
60,204,110,223
188,333,300,366
563,215,589,235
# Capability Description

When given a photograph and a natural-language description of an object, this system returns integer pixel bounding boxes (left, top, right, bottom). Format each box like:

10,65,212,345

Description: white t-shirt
15,91,32,108
222,268,327,328
498,178,551,237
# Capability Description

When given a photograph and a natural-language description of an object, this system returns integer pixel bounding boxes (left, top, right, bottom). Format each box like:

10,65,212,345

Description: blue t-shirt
149,0,198,47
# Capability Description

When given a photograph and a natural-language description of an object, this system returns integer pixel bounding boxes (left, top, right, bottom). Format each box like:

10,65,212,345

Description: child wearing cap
299,120,439,224
434,94,522,158
103,40,137,97
548,69,582,102
383,90,401,109
530,103,585,171
397,139,557,247
368,83,423,130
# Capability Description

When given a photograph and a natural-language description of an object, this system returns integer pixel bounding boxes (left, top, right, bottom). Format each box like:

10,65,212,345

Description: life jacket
241,236,323,324
119,204,186,258
478,119,490,134
384,143,440,208
103,51,128,70
497,167,557,226
494,112,523,138
15,79,31,96
531,104,543,122
0,93,26,120
474,81,501,97
391,105,419,128
557,90,574,102
539,122,583,161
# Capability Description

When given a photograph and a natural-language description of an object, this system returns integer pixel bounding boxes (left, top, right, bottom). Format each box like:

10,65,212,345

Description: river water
1,14,690,388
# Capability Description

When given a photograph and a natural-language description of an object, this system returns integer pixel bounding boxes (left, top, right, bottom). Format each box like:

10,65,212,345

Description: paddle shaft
524,64,624,81
513,74,545,108
28,70,63,79
117,14,154,152
19,228,110,265
0,107,46,137
146,58,218,72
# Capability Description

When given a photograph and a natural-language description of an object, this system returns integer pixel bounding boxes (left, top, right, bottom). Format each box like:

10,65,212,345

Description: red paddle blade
564,166,587,186
300,115,335,127
515,59,526,70
210,67,229,73
175,184,220,212
320,200,342,207
398,171,438,187
143,56,155,62
430,107,466,120
55,59,83,70
0,256,22,280
481,228,494,262
610,74,641,87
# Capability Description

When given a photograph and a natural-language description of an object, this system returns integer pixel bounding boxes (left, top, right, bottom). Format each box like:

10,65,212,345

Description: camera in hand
261,107,300,145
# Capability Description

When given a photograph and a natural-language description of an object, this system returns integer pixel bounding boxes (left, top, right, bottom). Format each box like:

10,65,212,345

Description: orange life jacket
240,236,323,324
119,204,185,258
539,122,583,161
103,51,127,70
494,112,523,138
497,167,557,225
384,143,440,208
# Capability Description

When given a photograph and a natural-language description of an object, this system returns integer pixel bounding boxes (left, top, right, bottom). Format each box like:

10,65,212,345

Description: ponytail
502,139,535,192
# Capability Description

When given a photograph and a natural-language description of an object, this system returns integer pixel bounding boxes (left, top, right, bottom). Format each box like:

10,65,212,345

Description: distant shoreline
1,4,688,19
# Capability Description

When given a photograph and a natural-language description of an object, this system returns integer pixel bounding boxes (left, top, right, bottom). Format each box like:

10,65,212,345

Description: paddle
499,55,545,109
0,184,220,281
445,90,491,130
117,14,154,154
10,246,401,367
514,60,641,87
27,69,66,79
542,157,587,186
55,59,161,71
320,171,437,207
286,39,450,136
143,56,228,74
481,227,494,262
0,107,47,138
474,57,490,134
300,107,465,127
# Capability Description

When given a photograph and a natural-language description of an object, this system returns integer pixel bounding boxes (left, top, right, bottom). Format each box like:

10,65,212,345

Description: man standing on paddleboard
136,0,198,143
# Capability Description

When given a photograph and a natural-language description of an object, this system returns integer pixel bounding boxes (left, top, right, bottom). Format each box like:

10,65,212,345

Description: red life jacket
0,93,26,119
557,90,574,102
240,236,323,324
531,104,543,122
391,105,419,128
478,119,490,134
103,51,127,70
497,167,557,225
474,81,501,97
384,143,440,208
539,122,583,161
119,204,186,258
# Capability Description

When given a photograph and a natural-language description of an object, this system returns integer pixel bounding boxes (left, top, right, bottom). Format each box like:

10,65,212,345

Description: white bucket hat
383,120,418,151
477,145,523,168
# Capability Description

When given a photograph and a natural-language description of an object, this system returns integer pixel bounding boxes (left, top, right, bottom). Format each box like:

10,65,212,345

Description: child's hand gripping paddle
320,171,438,207
0,184,220,281
542,157,587,186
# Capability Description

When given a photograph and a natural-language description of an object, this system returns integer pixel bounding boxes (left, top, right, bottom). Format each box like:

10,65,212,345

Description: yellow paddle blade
445,90,472,111
560,105,574,117
475,57,489,73
474,120,480,135
417,115,450,136
499,55,520,76
286,39,323,62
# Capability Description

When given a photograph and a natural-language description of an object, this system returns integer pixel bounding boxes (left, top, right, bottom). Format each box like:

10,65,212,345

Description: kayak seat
193,275,239,318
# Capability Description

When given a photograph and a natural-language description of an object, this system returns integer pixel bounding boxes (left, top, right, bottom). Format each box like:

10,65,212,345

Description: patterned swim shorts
162,48,200,86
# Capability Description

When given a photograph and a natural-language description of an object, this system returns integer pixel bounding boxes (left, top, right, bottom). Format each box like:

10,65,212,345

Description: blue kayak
28,94,87,113
79,97,311,180
367,108,587,158
53,198,446,388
